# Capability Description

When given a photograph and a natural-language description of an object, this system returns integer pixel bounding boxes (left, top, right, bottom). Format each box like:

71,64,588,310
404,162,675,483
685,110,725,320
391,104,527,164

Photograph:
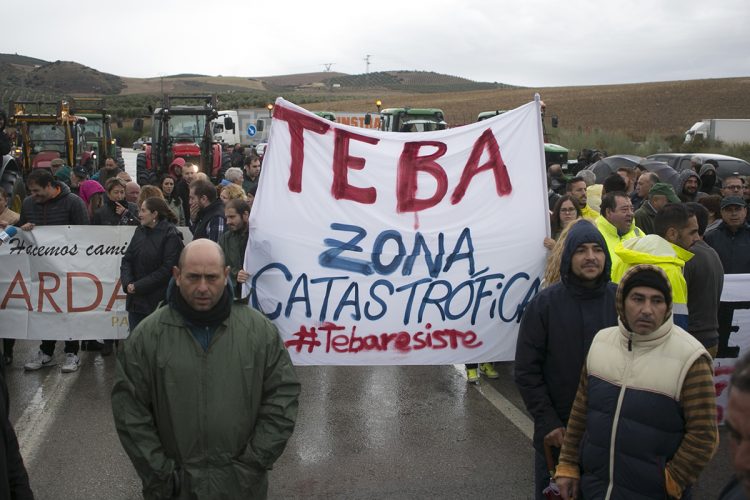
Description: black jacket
120,219,184,315
514,220,618,451
705,222,750,274
191,199,225,242
0,373,33,499
92,199,139,226
19,182,88,226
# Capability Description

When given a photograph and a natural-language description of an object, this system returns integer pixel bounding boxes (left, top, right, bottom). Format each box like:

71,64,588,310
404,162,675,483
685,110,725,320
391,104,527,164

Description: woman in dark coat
88,178,139,354
92,178,138,226
120,197,184,332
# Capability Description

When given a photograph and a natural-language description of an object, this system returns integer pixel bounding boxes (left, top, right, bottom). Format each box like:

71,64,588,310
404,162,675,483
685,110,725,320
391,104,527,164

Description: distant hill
0,53,510,98
0,53,48,66
324,71,512,93
0,55,123,101
1,53,748,140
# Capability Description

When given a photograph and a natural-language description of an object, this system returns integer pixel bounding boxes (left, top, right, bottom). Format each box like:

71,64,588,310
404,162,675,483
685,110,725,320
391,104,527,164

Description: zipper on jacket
606,339,636,499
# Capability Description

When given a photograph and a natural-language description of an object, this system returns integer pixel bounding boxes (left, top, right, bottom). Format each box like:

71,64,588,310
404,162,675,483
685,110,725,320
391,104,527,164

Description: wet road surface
5,338,732,500
1,150,734,499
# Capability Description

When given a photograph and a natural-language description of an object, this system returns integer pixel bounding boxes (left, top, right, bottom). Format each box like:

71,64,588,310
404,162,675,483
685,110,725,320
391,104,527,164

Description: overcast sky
7,0,749,87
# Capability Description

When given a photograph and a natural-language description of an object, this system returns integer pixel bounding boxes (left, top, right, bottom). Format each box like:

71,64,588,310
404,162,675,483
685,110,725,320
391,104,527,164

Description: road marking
453,365,533,440
14,353,86,467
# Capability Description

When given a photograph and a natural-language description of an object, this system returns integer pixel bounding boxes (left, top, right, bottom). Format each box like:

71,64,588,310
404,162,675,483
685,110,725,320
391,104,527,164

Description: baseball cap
720,196,747,209
648,183,680,204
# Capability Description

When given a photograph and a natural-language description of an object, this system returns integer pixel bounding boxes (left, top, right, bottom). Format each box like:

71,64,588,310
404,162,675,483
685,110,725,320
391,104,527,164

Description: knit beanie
622,268,672,306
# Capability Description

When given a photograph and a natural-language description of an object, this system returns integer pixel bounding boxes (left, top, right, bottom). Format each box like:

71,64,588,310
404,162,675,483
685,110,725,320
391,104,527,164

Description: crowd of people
0,139,300,498
515,159,750,499
2,134,750,498
1,145,262,370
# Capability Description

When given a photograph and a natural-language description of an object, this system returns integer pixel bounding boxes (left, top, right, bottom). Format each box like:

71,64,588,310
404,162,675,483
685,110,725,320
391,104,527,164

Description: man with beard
218,198,251,302
189,180,225,242
555,265,718,500
677,169,705,202
566,177,598,219
515,219,618,500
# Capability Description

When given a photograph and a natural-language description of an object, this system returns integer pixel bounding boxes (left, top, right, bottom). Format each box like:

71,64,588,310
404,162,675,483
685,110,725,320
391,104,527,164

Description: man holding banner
244,97,550,366
16,169,88,373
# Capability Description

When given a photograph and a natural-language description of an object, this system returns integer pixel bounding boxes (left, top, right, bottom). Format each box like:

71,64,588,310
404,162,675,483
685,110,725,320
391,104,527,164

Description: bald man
112,240,299,499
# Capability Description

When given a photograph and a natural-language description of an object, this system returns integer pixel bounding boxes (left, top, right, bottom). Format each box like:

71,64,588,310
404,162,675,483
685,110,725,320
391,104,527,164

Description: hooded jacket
610,234,692,329
19,181,88,226
111,287,300,500
676,170,706,202
556,265,718,500
698,163,721,195
515,220,618,452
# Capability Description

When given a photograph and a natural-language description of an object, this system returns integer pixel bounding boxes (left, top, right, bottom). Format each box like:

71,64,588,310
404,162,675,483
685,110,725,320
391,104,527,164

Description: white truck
684,119,750,144
212,109,272,147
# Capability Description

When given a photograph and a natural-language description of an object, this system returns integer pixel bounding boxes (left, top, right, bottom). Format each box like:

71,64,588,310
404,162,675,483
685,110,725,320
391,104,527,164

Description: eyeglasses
560,208,578,214
724,185,743,191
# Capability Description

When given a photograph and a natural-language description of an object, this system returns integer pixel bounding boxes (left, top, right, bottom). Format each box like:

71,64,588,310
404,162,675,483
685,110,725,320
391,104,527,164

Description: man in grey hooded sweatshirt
677,169,706,203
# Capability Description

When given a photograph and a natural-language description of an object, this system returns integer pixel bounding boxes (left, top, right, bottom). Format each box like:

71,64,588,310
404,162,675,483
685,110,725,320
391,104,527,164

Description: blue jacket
514,220,618,451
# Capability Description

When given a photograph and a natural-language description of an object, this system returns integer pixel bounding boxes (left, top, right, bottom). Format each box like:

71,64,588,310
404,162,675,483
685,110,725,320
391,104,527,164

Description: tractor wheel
0,165,26,213
136,152,155,186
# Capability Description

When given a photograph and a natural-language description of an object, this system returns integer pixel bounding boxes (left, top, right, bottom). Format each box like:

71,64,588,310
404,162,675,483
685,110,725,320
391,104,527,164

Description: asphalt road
0,150,735,499
4,336,732,499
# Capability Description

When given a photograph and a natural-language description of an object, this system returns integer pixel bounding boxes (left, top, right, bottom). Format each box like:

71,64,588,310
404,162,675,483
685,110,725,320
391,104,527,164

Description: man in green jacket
219,198,251,302
112,239,300,500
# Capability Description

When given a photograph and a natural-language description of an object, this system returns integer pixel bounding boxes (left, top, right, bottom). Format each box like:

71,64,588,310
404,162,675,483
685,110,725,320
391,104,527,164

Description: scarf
169,284,232,327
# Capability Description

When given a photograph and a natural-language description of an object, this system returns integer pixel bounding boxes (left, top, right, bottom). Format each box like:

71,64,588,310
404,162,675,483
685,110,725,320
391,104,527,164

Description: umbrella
542,443,563,499
638,159,680,189
586,155,644,183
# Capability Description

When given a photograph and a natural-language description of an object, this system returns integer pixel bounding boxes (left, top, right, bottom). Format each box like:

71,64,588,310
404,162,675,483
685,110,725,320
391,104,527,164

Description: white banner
245,98,550,365
0,226,133,340
714,274,750,424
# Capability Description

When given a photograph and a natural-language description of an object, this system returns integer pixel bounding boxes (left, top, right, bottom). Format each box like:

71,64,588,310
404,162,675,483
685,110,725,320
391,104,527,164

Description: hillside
1,53,748,139
305,77,750,138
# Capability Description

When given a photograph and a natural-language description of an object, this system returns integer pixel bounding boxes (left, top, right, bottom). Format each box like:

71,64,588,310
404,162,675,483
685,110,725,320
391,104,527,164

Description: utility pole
322,63,335,72
364,54,371,88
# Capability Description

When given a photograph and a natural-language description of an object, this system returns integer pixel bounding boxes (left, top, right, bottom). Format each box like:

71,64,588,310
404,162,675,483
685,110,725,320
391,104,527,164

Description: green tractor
477,107,569,168
71,97,124,170
313,111,337,121
366,101,447,132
